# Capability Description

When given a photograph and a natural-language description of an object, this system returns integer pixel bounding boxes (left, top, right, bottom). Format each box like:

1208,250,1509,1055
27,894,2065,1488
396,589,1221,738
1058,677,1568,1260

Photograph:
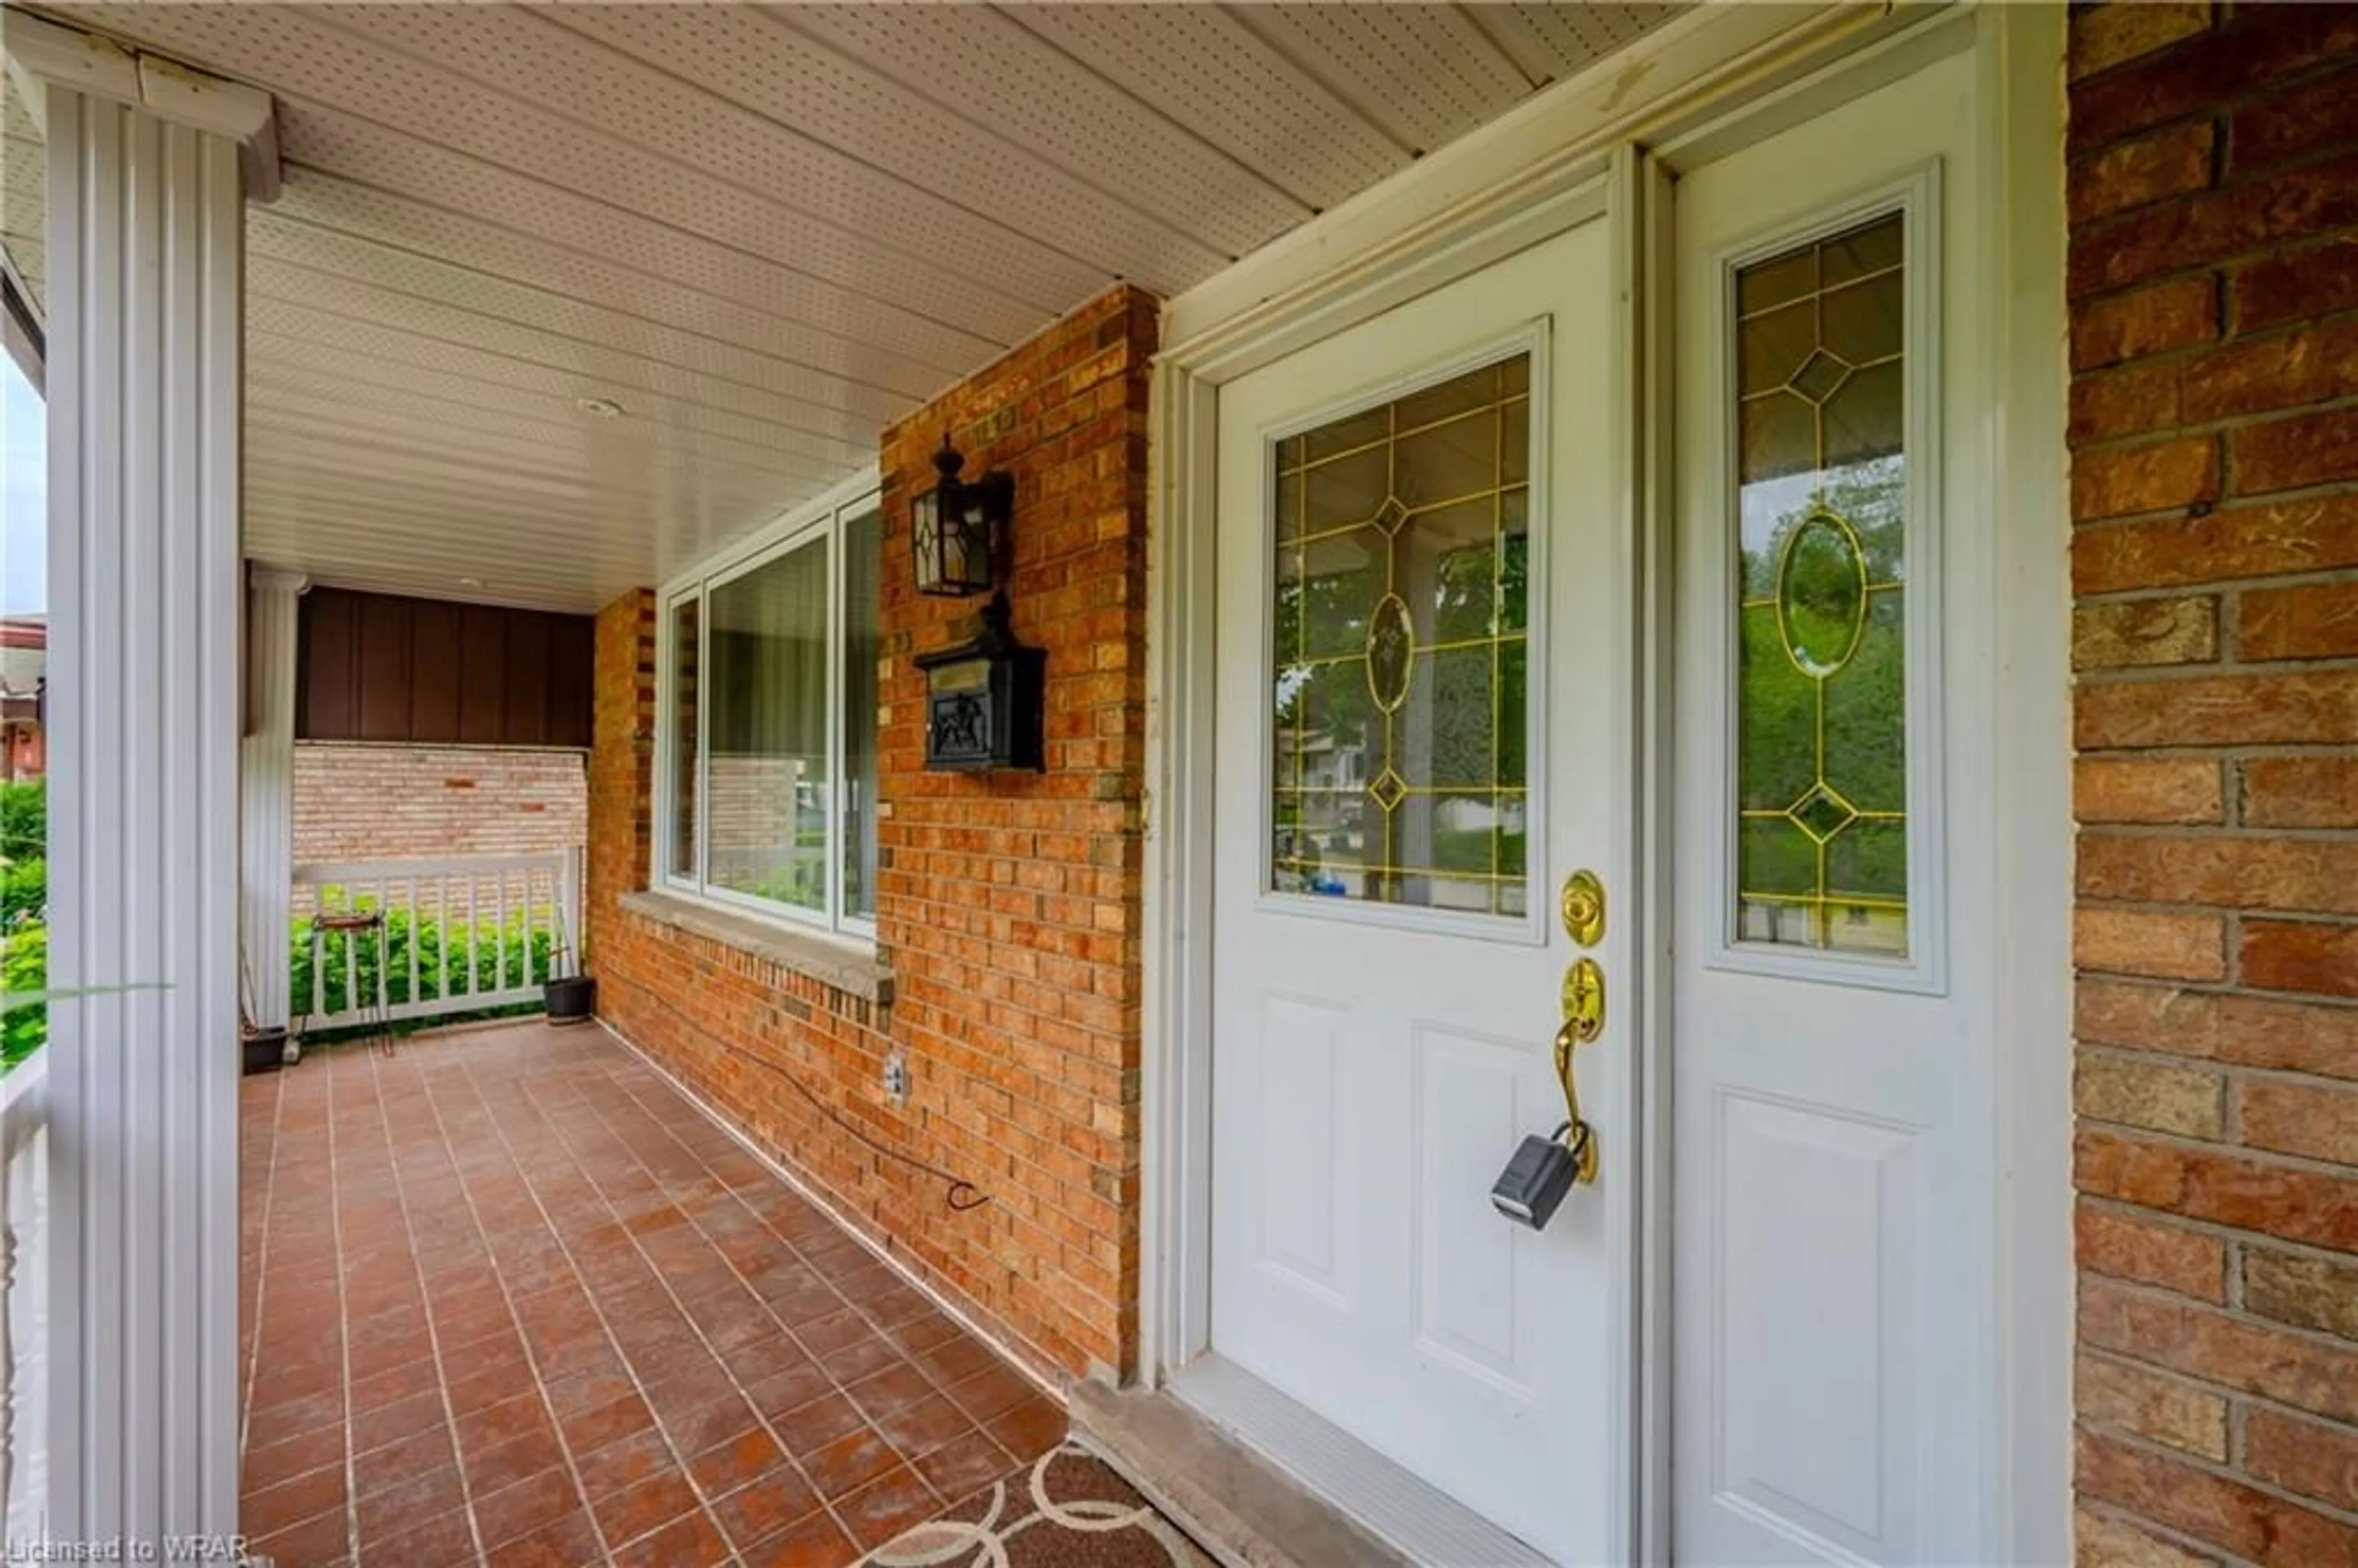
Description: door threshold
1073,1356,1552,1568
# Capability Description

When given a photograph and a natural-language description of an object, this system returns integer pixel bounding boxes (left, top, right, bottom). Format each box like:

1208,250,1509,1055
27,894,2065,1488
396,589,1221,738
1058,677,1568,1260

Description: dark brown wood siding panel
299,589,360,740
409,600,462,739
295,588,593,747
457,606,508,745
504,611,551,747
356,594,413,742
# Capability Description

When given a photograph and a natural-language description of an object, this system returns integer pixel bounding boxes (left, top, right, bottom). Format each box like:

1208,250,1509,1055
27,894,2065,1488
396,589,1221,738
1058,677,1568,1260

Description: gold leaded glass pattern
1735,212,1909,955
1272,354,1533,918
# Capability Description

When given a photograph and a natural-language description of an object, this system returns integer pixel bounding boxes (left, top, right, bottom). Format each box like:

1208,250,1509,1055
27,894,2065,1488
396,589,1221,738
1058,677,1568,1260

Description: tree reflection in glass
1734,213,1910,956
1270,355,1533,918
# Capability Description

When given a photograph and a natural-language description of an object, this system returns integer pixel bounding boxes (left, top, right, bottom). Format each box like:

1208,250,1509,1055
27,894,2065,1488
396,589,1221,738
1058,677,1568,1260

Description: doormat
862,1442,1210,1568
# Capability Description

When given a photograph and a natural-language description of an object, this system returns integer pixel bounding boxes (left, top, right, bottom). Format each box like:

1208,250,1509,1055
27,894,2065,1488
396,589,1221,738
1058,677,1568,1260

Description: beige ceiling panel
241,505,650,613
1006,6,1409,212
551,4,1236,291
248,211,912,429
249,255,884,453
248,473,747,564
2,71,42,318
246,362,818,498
63,3,1096,328
1471,3,1687,85
295,4,1109,312
779,4,1314,257
257,174,962,399
245,459,742,545
1234,6,1530,155
246,416,787,529
245,353,827,514
272,113,1029,366
247,300,861,475
242,475,750,595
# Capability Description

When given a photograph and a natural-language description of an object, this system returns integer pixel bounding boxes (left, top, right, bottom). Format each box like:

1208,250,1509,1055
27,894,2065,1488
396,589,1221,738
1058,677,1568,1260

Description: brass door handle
1552,1015,1600,1187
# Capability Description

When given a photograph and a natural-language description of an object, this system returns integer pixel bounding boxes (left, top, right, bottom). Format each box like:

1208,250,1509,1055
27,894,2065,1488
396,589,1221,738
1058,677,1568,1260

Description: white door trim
1975,8,2074,1559
1139,6,2071,1564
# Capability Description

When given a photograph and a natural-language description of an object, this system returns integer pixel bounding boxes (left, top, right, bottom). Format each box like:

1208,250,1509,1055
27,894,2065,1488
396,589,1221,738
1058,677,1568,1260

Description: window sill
618,889,893,1006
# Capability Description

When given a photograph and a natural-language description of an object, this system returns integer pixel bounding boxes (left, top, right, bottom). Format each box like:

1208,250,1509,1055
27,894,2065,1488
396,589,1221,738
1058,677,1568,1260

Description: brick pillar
2068,6,2358,1562
586,589,656,976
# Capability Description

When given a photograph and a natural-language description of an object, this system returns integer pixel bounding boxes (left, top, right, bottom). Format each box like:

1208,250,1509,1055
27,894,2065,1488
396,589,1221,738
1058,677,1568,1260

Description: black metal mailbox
914,593,1045,773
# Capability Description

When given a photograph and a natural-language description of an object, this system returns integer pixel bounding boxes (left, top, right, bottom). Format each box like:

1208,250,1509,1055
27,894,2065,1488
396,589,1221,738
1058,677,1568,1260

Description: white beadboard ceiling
9,2,1682,613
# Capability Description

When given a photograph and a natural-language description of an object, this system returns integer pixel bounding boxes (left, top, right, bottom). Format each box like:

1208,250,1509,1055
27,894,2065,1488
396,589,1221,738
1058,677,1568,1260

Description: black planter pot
243,1026,289,1076
544,974,596,1025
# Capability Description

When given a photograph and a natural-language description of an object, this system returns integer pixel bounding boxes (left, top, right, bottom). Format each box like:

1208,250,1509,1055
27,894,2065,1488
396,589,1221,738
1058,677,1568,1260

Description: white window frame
656,467,882,944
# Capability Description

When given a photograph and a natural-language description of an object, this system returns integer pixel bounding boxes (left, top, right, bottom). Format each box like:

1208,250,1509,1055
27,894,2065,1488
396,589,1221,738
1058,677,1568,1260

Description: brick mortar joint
2079,1419,2358,1534
2075,1040,2358,1098
2072,1497,2268,1568
2080,1114,2358,1180
2072,394,2358,464
2080,1190,2358,1273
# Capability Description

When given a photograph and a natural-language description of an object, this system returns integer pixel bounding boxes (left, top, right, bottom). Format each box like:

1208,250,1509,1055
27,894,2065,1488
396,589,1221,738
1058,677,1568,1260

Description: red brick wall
2069,7,2358,1562
588,285,1158,1380
291,743,586,865
587,590,656,966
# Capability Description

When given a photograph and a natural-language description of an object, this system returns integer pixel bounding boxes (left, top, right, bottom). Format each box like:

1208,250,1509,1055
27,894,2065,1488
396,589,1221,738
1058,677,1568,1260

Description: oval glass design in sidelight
1774,510,1869,678
1365,593,1415,713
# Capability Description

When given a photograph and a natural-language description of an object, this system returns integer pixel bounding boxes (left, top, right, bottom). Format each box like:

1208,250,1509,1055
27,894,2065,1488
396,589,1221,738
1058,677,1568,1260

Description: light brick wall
2069,6,2358,1562
589,285,1157,1380
292,742,588,864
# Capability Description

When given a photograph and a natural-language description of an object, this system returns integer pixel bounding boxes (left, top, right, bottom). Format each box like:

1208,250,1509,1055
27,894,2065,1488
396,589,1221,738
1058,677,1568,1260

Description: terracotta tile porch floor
239,1021,1068,1568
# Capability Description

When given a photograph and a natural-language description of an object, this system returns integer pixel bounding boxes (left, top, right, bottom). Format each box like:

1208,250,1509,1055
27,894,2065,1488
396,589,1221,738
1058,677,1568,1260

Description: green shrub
0,857,562,1073
290,894,554,1020
2,920,45,1068
2,855,44,927
0,780,42,864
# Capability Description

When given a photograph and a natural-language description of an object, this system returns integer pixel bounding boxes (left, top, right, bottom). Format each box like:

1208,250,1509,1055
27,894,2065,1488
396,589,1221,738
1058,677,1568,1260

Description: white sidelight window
658,480,882,939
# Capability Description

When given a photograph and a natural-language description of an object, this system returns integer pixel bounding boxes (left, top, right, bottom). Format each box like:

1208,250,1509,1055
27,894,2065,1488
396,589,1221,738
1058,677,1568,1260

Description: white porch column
18,14,276,1547
239,569,306,1033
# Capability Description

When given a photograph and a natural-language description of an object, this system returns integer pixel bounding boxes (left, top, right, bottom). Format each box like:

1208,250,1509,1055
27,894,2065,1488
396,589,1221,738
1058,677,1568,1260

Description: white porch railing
292,850,582,1034
2,1049,49,1546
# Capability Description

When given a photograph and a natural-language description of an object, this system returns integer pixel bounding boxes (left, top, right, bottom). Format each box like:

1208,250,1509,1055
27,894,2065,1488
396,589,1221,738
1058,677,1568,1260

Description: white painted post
238,567,307,1032
26,18,278,1547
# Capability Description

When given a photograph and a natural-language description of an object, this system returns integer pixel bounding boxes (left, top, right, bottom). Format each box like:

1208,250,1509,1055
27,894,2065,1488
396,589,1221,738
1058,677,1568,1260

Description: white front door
1205,217,1625,1565
1668,50,1997,1566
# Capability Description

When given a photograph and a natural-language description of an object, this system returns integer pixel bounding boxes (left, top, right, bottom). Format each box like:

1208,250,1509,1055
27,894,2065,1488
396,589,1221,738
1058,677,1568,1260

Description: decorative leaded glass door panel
1205,217,1623,1567
1271,352,1534,921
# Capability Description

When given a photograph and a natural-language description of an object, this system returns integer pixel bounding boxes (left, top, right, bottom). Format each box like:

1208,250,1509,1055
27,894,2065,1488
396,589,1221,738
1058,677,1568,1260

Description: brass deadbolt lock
1560,870,1605,947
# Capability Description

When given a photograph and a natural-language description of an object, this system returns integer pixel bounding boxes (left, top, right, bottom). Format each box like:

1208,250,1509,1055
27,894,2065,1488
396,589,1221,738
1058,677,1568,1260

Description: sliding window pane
667,596,699,881
707,540,830,913
841,510,882,922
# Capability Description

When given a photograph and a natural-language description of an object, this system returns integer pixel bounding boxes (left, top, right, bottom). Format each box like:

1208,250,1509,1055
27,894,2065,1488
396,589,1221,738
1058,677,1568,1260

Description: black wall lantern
911,434,1013,598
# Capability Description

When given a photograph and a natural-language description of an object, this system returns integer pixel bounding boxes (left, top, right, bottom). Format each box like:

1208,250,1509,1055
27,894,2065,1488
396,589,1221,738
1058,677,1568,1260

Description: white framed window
658,473,882,942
